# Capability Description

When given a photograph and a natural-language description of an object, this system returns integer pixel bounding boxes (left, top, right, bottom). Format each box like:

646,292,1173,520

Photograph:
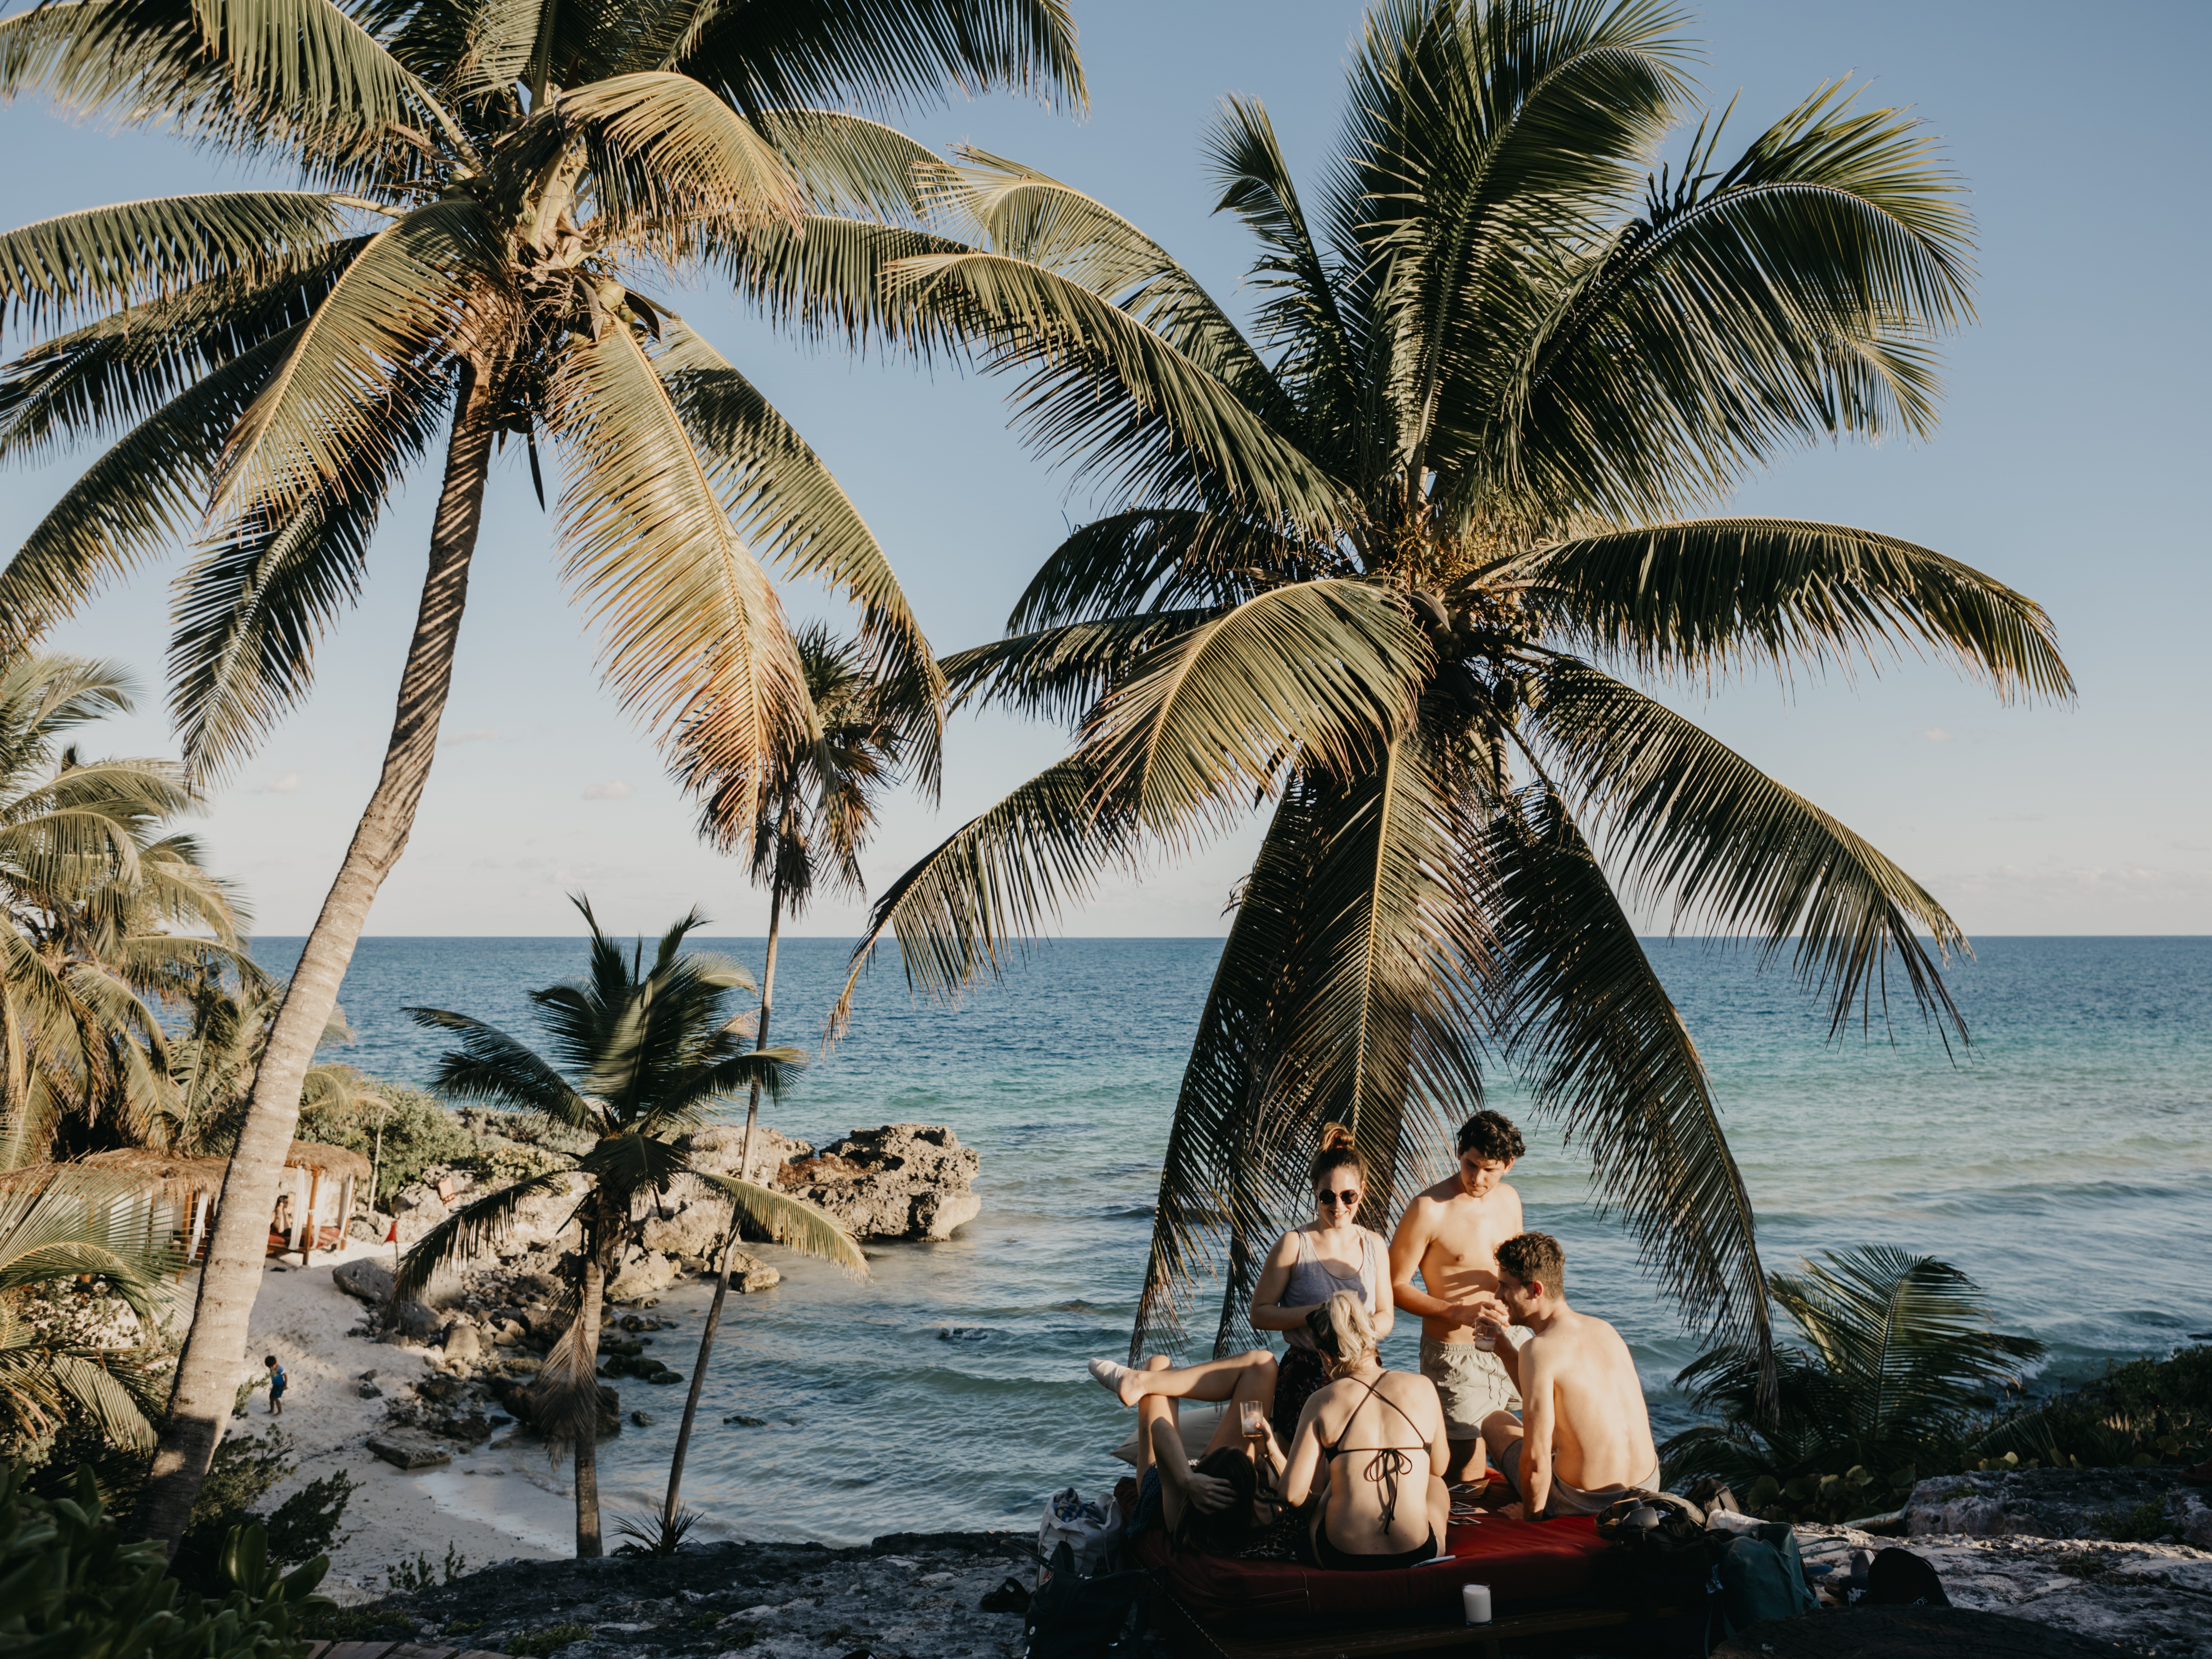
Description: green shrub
0,1462,330,1659
507,1620,592,1656
296,1086,573,1208
1988,1346,2212,1471
170,1431,354,1599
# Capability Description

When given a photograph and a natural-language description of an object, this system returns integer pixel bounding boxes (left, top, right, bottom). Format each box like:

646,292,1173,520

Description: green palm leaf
653,322,944,778
696,1173,865,1274
392,1169,579,1302
942,610,1218,728
548,320,811,826
0,331,297,651
0,192,350,332
1080,579,1431,832
1519,517,2072,700
1006,508,1331,632
1490,783,1772,1386
1527,658,1964,1037
565,70,805,255
825,757,1138,1043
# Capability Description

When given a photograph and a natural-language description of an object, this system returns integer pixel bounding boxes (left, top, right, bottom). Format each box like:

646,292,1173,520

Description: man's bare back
1387,1159,1523,1342
1480,1232,1659,1517
1509,1308,1656,1492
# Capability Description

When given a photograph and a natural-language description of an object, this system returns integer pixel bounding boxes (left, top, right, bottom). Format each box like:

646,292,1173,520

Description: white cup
1462,1582,1493,1625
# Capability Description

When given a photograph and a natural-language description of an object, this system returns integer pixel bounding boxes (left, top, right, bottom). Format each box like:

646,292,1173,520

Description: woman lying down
1090,1290,1450,1568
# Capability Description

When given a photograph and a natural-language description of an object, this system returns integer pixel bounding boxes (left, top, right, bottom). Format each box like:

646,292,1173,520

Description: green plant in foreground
382,1542,469,1594
168,1429,356,1600
802,0,2072,1376
508,1621,594,1657
0,1461,329,1658
1665,1246,2043,1520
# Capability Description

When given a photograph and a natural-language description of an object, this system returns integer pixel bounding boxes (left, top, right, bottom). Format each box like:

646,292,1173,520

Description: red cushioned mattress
1139,1515,1608,1626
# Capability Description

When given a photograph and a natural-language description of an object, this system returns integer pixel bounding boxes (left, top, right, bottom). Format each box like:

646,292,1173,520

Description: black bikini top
1320,1372,1425,1534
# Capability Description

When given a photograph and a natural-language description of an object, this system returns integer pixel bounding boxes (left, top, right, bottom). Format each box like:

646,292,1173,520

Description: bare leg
1478,1411,1521,1490
1443,1438,1487,1483
1105,1348,1278,1410
1134,1356,1182,1489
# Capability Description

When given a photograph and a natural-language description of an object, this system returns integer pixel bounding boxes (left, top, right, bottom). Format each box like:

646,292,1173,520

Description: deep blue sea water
249,934,2212,1547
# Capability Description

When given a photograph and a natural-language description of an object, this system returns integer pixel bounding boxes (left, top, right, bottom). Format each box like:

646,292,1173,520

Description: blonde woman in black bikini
1278,1290,1451,1570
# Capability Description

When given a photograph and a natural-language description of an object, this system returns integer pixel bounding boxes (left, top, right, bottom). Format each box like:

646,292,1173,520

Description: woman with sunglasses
1247,1123,1396,1446
1084,1125,1392,1450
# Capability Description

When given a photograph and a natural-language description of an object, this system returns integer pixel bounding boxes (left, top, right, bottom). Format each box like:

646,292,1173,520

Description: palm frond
0,191,350,333
1080,579,1430,834
753,107,940,223
1527,658,1965,1039
169,356,454,778
1489,782,1772,1390
695,1173,866,1274
405,1006,594,1127
392,1169,577,1302
942,610,1216,729
1005,508,1332,633
825,757,1139,1044
565,70,804,257
0,331,297,653
653,322,943,785
1505,79,1974,520
547,320,810,839
669,0,1084,118
1520,517,2072,700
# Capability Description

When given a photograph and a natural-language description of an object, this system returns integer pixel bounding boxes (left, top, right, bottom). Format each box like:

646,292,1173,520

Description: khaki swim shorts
1420,1334,1521,1440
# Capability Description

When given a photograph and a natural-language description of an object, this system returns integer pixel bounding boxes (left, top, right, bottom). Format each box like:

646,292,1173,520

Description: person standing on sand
264,1355,287,1417
1477,1232,1660,1518
1387,1110,1525,1482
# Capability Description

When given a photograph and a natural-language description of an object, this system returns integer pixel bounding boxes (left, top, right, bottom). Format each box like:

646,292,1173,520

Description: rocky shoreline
310,1466,2212,1659
329,1532,1041,1659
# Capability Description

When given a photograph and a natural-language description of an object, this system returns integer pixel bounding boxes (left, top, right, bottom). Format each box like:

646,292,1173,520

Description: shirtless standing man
1387,1110,1525,1482
1478,1231,1660,1517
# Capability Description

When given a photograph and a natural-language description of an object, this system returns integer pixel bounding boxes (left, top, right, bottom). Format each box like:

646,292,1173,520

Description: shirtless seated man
1476,1231,1661,1518
1387,1110,1525,1481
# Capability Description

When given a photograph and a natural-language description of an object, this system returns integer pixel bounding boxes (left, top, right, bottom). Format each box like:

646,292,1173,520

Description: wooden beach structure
45,1141,373,1266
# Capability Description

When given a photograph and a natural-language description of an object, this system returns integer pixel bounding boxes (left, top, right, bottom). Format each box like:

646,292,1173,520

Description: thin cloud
443,728,501,748
1921,728,1954,743
253,773,301,794
583,780,631,801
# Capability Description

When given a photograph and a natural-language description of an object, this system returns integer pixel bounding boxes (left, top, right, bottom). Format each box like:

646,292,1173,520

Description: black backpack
1024,1541,1149,1659
1589,1492,1717,1609
1864,1546,1950,1607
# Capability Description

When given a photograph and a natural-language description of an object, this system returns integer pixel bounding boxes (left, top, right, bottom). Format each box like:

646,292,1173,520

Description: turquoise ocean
251,935,2212,1547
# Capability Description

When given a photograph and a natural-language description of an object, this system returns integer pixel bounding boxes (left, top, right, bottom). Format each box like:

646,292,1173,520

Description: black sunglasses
1317,1190,1362,1207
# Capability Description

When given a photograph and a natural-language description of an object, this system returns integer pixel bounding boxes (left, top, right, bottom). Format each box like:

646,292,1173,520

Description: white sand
205,1243,562,1601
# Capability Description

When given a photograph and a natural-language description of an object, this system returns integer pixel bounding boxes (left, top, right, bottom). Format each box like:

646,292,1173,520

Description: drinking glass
1239,1400,1265,1440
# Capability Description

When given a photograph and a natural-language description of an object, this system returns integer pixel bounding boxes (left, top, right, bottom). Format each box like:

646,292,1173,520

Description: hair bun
1320,1121,1356,1152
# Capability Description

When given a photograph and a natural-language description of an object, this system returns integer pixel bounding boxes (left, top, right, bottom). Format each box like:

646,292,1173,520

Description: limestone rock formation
774,1123,981,1241
1907,1467,2212,1547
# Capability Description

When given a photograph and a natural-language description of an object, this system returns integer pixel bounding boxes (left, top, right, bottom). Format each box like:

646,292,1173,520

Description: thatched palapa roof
284,1140,372,1180
14,1139,372,1200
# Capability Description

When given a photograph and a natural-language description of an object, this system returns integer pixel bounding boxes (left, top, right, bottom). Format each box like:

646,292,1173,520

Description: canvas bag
1037,1486,1124,1580
1706,1523,1819,1654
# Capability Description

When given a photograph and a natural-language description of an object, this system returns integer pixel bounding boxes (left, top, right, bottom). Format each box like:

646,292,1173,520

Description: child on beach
265,1355,287,1417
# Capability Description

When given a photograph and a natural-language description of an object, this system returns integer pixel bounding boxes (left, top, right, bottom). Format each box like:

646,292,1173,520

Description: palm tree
0,653,249,1169
0,0,1080,1541
0,1168,179,1460
659,624,901,1536
161,971,373,1160
393,899,857,1557
1663,1246,2043,1519
765,0,2072,1376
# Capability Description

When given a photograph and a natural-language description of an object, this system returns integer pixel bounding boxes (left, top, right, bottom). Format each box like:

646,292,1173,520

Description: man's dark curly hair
1456,1110,1525,1162
1496,1232,1565,1298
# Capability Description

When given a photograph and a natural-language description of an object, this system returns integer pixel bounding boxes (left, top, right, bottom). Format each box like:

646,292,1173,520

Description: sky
2,0,2207,942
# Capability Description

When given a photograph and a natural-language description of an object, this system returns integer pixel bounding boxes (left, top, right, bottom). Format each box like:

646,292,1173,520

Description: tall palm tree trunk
134,362,498,1547
573,1251,607,1557
661,880,784,1530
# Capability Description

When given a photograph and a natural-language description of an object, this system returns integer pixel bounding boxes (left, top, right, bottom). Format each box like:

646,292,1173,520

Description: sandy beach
211,1243,563,1600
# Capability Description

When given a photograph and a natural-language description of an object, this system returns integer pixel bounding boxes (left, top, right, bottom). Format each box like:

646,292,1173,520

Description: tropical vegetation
0,1461,332,1659
661,623,904,1539
765,0,2075,1372
1662,1245,2044,1522
0,1168,177,1462
393,902,859,1557
0,652,249,1170
0,0,1080,1541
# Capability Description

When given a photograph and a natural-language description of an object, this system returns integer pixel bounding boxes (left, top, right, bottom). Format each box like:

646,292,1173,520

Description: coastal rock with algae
1906,1466,2212,1547
773,1124,982,1242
